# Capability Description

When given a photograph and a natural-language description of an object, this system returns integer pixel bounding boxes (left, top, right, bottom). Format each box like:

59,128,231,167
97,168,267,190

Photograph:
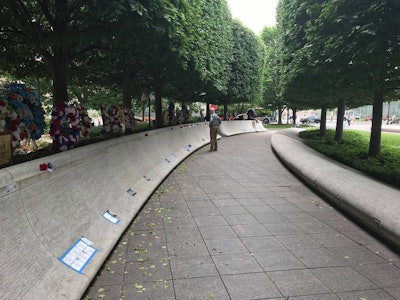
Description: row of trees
2,1,398,157
262,0,400,156
0,0,265,128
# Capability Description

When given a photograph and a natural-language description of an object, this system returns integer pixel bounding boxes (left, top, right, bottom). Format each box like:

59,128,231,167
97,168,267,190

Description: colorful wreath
0,83,45,147
100,104,137,132
123,106,137,130
76,104,91,137
0,99,12,131
50,102,82,151
101,103,122,133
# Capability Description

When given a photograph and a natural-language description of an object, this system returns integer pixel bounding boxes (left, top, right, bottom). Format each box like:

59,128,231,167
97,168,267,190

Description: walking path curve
83,130,400,300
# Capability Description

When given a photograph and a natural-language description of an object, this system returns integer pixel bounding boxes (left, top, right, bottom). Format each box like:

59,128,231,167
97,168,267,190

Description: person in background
182,103,189,124
176,107,182,124
209,108,221,151
346,114,352,126
168,101,175,125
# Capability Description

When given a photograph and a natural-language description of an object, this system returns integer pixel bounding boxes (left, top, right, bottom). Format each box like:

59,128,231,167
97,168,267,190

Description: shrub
299,129,400,189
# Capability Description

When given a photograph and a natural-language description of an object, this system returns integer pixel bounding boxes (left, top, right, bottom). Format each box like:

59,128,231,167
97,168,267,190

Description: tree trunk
369,91,384,156
52,48,68,105
154,80,163,128
224,101,228,120
277,105,283,125
122,69,132,109
292,108,297,125
320,105,327,136
335,99,345,142
52,0,68,105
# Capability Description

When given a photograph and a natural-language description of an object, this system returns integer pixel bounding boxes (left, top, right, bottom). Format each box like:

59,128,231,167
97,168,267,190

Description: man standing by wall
209,108,221,151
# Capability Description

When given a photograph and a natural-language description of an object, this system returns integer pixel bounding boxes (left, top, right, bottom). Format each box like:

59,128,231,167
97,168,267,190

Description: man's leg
209,127,214,151
213,127,218,151
210,126,218,151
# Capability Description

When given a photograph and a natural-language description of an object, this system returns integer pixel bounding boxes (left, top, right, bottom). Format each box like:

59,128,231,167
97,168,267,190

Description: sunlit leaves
228,21,265,103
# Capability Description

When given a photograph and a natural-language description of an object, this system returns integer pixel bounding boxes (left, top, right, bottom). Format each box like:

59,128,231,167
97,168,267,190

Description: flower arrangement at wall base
123,106,137,130
100,104,137,133
77,104,91,137
50,102,91,151
0,83,45,149
101,104,122,133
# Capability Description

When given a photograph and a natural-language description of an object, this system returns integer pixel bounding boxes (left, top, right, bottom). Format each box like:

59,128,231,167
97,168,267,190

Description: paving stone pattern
83,131,400,300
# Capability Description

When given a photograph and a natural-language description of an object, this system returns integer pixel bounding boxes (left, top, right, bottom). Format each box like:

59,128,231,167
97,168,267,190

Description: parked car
256,114,271,124
246,108,257,120
233,109,271,124
300,115,321,124
233,113,248,120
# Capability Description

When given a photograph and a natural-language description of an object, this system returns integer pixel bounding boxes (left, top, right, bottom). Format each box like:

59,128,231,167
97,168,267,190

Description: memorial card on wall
59,238,97,273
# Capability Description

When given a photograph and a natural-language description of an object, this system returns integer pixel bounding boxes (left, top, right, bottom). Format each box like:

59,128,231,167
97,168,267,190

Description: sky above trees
227,0,279,33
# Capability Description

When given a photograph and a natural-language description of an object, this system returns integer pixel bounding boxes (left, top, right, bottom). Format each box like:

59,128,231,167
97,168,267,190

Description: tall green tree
276,0,396,142
227,21,265,106
191,0,234,97
0,0,125,105
164,0,235,120
261,26,286,124
166,0,234,108
97,0,189,127
100,0,235,128
315,0,400,155
276,0,333,131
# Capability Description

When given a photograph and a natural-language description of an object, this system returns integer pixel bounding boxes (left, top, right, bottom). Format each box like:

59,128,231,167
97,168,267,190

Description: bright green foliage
227,20,265,103
261,27,279,102
0,0,125,104
315,0,400,156
0,0,268,126
164,0,235,102
317,0,400,94
113,0,189,116
276,0,333,108
261,26,286,122
277,0,400,155
184,0,234,96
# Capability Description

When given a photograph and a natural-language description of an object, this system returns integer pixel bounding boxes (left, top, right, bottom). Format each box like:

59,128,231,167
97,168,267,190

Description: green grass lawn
264,124,301,129
299,129,400,189
352,130,400,148
265,124,293,129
